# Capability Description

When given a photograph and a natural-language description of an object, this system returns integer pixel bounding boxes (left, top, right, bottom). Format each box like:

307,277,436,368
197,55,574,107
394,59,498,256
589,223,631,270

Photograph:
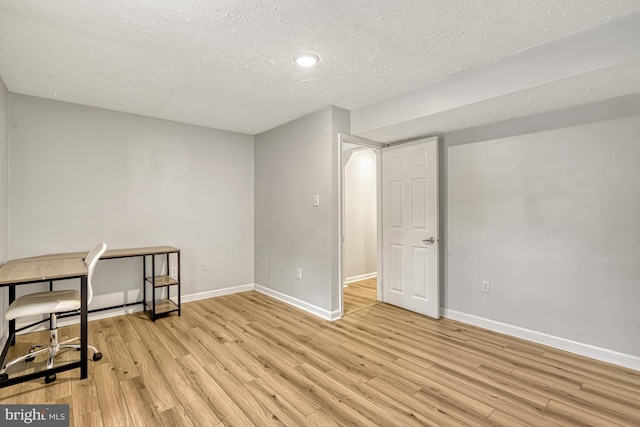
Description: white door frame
338,133,441,319
339,133,387,318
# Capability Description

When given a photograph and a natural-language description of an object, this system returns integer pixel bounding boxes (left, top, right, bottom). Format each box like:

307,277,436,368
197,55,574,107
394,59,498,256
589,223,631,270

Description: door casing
338,134,439,319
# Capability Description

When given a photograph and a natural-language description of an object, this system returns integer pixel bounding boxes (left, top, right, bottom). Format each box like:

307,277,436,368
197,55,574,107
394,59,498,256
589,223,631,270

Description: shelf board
149,298,179,314
145,275,179,287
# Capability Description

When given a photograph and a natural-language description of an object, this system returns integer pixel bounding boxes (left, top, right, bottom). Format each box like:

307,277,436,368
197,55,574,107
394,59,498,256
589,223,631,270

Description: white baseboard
254,284,340,321
17,304,145,332
181,283,254,303
12,282,341,335
14,283,255,334
344,272,377,285
442,308,640,372
13,281,341,335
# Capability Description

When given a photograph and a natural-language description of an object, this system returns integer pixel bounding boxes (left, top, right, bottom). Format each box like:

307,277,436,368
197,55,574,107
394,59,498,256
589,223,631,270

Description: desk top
5,246,180,265
102,246,180,259
0,258,87,286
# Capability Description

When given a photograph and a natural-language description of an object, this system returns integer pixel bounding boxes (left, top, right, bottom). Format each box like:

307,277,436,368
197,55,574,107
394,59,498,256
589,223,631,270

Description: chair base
0,316,101,384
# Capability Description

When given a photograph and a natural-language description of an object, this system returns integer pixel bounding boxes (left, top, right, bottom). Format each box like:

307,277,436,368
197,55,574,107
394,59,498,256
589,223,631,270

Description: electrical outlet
202,261,210,271
296,268,302,280
482,280,491,293
313,195,320,207
170,267,177,278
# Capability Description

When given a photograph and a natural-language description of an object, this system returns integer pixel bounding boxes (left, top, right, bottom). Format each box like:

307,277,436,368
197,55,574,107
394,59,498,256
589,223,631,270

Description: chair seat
4,290,81,321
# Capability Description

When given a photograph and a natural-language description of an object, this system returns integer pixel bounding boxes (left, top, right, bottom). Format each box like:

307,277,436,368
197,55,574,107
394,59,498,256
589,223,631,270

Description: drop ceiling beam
351,12,640,141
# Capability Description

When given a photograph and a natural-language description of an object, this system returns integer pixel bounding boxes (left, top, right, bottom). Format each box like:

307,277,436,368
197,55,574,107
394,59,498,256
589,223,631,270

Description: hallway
343,277,378,315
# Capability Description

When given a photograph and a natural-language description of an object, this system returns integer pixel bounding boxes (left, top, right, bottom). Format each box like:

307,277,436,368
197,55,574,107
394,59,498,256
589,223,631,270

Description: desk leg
9,285,15,346
142,255,146,315
177,251,181,316
152,255,156,321
80,276,88,379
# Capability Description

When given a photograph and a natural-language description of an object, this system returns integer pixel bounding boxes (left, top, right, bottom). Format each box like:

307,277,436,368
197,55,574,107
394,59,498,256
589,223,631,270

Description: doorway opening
340,135,385,317
343,146,379,315
338,134,440,319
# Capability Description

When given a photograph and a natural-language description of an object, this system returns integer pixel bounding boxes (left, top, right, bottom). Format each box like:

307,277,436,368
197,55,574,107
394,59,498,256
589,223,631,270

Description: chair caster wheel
93,352,102,361
0,372,8,382
45,374,56,384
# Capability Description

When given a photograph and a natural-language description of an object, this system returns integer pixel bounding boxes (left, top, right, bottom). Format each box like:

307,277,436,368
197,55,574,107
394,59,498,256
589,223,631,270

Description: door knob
423,237,435,245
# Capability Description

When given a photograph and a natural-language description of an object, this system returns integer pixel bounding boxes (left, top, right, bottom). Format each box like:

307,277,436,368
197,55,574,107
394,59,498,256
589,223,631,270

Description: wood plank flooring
2,291,640,426
343,277,378,314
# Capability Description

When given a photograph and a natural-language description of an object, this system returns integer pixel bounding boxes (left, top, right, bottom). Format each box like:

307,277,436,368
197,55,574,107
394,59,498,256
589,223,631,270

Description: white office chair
0,243,107,384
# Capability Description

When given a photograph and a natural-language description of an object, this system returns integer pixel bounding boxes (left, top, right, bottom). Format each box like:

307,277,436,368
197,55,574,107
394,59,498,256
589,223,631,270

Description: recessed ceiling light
294,52,320,67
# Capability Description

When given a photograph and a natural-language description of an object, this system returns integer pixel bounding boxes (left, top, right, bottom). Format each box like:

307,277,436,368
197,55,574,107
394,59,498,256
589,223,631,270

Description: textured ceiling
1,1,639,135
360,59,640,143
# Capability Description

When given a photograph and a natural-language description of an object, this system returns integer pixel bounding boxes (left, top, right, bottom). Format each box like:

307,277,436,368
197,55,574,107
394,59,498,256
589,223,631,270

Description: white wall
254,106,349,318
447,114,640,358
344,149,377,280
0,76,8,341
8,94,254,310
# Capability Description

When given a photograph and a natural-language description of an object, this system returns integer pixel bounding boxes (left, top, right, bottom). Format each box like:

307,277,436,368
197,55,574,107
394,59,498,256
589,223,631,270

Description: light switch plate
482,280,490,293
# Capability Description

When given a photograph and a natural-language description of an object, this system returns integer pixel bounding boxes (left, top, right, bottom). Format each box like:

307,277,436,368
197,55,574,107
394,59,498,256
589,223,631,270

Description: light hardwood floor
2,291,640,426
343,277,378,314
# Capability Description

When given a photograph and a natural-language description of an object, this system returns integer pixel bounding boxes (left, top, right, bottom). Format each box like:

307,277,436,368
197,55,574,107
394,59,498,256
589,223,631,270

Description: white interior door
382,137,439,318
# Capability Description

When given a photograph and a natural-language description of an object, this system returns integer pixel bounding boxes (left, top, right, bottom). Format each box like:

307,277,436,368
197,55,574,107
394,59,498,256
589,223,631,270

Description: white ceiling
1,1,639,136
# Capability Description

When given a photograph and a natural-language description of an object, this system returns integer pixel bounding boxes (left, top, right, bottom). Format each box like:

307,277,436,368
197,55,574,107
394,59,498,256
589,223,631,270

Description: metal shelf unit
143,249,181,321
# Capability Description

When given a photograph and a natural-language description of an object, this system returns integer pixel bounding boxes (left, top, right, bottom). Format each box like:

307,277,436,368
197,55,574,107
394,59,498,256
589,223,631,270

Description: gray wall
344,149,377,279
255,106,349,314
446,114,640,357
0,77,8,341
7,94,254,310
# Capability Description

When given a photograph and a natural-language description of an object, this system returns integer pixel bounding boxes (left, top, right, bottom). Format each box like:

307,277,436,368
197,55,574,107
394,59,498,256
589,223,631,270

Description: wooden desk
6,246,180,263
6,246,181,321
0,258,89,388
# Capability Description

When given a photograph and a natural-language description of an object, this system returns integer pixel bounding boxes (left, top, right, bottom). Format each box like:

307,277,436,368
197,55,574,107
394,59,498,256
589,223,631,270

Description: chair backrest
84,243,107,305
